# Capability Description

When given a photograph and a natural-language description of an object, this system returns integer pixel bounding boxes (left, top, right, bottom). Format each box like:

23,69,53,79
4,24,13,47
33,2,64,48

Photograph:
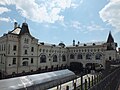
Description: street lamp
50,46,53,71
59,47,61,70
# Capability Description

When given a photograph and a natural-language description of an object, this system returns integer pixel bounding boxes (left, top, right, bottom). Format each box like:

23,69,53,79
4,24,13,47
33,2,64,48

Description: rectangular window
0,45,1,51
13,45,17,51
2,45,3,51
31,58,33,64
8,44,10,54
31,47,34,52
24,38,29,44
25,50,27,54
12,58,16,65
4,44,5,51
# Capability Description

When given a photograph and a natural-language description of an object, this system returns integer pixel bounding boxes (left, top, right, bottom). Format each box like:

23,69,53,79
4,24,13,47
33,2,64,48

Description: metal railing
88,67,120,90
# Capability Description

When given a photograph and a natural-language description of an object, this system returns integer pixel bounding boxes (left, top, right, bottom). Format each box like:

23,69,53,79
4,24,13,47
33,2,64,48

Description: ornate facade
0,22,118,77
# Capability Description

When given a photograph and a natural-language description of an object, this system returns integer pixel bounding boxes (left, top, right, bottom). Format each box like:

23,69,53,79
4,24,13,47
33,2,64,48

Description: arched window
95,54,102,60
62,55,66,61
53,55,57,62
22,61,28,66
40,55,46,63
77,54,83,59
86,53,92,60
70,54,74,59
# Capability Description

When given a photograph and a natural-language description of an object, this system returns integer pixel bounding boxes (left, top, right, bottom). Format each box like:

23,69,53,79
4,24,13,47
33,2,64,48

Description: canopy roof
0,69,75,90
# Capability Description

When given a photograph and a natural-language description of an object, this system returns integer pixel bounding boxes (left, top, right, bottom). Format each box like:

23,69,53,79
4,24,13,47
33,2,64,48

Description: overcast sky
0,0,120,47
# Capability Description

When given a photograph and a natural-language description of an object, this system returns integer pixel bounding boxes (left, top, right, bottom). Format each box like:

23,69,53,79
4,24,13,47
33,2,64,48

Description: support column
81,75,83,90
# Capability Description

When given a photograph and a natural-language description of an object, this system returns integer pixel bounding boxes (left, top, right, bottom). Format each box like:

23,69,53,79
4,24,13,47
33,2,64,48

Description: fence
65,67,120,90
88,67,120,90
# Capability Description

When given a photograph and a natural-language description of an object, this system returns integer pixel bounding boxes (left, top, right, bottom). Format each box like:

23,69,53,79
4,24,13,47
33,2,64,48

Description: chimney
14,22,18,29
73,40,75,46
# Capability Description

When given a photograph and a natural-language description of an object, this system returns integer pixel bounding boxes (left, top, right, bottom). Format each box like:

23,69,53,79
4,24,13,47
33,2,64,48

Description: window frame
62,55,66,61
40,55,47,63
70,54,74,59
12,58,16,65
53,55,57,62
13,45,17,51
31,58,33,63
31,47,34,52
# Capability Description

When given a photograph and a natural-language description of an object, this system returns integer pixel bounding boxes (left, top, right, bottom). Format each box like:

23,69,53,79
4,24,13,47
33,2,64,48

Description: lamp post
59,47,61,70
50,46,53,71
4,54,7,78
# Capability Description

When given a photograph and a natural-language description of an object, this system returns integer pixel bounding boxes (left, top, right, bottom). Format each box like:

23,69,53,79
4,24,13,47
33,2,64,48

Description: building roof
8,22,30,35
59,42,65,47
0,69,75,90
10,27,21,35
67,41,105,48
19,22,30,35
107,31,114,43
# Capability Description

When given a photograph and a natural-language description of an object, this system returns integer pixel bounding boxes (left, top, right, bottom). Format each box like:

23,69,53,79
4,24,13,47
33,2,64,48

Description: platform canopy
0,69,76,90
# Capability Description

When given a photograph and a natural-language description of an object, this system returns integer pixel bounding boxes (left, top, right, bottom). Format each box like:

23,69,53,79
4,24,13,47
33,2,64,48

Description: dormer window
24,38,29,44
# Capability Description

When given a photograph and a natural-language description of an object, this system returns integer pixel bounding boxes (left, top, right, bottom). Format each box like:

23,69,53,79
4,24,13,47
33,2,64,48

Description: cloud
71,0,83,8
0,0,79,23
0,17,17,23
86,22,105,31
0,17,11,22
99,0,120,32
0,7,11,14
71,21,82,30
69,21,106,32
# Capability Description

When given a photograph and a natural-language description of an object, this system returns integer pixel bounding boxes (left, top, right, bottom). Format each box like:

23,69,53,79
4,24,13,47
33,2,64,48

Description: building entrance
70,62,83,73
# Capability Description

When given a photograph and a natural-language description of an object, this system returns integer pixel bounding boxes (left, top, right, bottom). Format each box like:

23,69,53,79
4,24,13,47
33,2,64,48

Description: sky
0,0,120,47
